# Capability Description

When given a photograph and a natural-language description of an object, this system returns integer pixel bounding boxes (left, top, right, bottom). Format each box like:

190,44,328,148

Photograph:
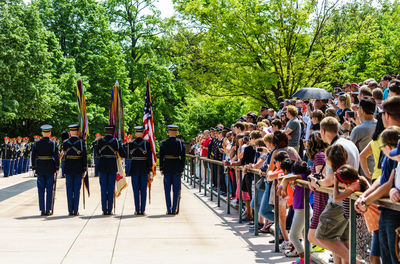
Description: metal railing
184,154,400,264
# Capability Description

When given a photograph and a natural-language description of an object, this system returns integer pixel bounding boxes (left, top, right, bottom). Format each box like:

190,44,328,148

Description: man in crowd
309,117,359,264
284,105,301,152
355,96,400,263
349,97,377,176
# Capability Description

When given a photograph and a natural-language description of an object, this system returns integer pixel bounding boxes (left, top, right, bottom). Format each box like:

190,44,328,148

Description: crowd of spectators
189,75,400,264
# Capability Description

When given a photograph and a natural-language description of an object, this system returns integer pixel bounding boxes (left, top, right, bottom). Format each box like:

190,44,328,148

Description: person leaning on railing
309,117,360,264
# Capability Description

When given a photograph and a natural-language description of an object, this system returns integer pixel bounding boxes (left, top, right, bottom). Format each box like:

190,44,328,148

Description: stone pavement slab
0,170,295,264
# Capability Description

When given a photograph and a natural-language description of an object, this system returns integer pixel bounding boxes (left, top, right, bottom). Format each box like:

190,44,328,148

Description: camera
346,111,355,118
256,147,263,152
308,172,322,182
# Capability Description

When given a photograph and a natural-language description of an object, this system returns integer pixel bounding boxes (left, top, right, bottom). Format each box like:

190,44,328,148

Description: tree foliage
1,0,400,142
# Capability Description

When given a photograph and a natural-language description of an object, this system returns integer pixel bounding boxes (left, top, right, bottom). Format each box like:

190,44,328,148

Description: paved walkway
0,170,294,264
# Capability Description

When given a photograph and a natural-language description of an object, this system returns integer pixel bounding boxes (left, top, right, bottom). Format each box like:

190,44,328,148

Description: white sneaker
279,241,292,251
284,247,299,257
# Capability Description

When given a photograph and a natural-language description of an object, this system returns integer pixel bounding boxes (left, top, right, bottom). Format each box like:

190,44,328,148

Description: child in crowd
278,160,312,263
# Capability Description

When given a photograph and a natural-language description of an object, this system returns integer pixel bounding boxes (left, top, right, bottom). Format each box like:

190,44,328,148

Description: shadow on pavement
15,215,46,220
186,184,292,264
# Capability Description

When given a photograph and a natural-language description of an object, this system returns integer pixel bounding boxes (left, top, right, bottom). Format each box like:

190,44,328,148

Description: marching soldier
1,137,12,177
124,134,133,176
62,124,87,216
96,125,125,215
22,137,32,173
127,126,152,215
31,125,60,216
159,125,185,215
91,133,102,177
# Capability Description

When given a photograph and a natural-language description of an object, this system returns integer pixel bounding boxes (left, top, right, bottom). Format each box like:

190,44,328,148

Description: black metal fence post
274,179,280,252
350,199,356,264
254,173,259,236
199,159,202,193
239,169,243,223
304,188,310,263
217,164,221,207
227,167,231,214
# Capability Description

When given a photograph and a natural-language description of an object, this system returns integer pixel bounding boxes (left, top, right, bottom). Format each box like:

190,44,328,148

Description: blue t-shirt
383,87,389,101
379,156,397,186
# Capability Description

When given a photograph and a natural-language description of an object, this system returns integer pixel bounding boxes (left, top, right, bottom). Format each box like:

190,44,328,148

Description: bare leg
279,204,289,241
317,239,349,261
245,200,252,219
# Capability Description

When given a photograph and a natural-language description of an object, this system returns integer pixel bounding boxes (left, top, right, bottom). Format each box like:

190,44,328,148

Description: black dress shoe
102,211,107,215
107,211,113,215
73,212,79,216
45,211,51,216
69,212,74,216
166,211,172,215
41,211,46,216
171,210,177,215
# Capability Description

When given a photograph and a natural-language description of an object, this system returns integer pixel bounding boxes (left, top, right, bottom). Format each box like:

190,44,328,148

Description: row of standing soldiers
18,123,185,216
0,136,35,177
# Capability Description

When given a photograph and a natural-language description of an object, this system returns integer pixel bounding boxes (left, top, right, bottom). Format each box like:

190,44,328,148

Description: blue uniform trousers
61,160,66,178
10,160,15,176
14,159,18,174
125,160,132,176
131,173,148,213
163,172,181,212
37,174,54,212
17,157,24,174
99,172,116,213
66,174,82,213
94,158,99,176
23,158,29,172
2,160,11,177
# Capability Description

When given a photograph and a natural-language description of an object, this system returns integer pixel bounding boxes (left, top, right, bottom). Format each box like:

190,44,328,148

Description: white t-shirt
395,163,400,190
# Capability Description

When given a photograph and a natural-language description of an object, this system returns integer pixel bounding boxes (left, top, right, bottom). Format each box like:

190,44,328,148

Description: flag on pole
76,78,90,196
109,81,128,197
143,79,157,186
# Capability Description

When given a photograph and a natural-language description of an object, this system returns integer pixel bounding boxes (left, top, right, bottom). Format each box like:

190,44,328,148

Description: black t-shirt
311,123,320,131
241,145,256,166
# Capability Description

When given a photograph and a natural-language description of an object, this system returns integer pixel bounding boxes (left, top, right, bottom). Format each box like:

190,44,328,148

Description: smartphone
347,111,355,118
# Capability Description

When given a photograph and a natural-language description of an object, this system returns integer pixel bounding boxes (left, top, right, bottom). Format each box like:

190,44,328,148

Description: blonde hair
257,122,267,128
263,133,274,144
338,93,351,109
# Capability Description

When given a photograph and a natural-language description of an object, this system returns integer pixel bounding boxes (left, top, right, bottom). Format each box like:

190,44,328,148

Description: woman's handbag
396,226,400,262
256,177,265,191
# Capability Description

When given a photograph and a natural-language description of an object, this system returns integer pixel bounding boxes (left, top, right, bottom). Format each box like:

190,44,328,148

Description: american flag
143,79,157,180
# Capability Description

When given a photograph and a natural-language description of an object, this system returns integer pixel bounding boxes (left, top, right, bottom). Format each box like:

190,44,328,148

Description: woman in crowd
306,132,328,253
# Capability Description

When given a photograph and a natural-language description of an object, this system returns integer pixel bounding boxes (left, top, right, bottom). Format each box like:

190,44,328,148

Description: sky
23,0,176,18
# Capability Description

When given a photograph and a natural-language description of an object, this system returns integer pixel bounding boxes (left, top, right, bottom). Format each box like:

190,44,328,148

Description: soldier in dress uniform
31,125,60,216
91,133,102,177
127,126,152,215
124,134,133,177
17,136,24,174
96,125,125,215
1,137,12,177
60,131,70,178
10,138,17,176
159,125,186,215
22,137,32,173
62,124,87,216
